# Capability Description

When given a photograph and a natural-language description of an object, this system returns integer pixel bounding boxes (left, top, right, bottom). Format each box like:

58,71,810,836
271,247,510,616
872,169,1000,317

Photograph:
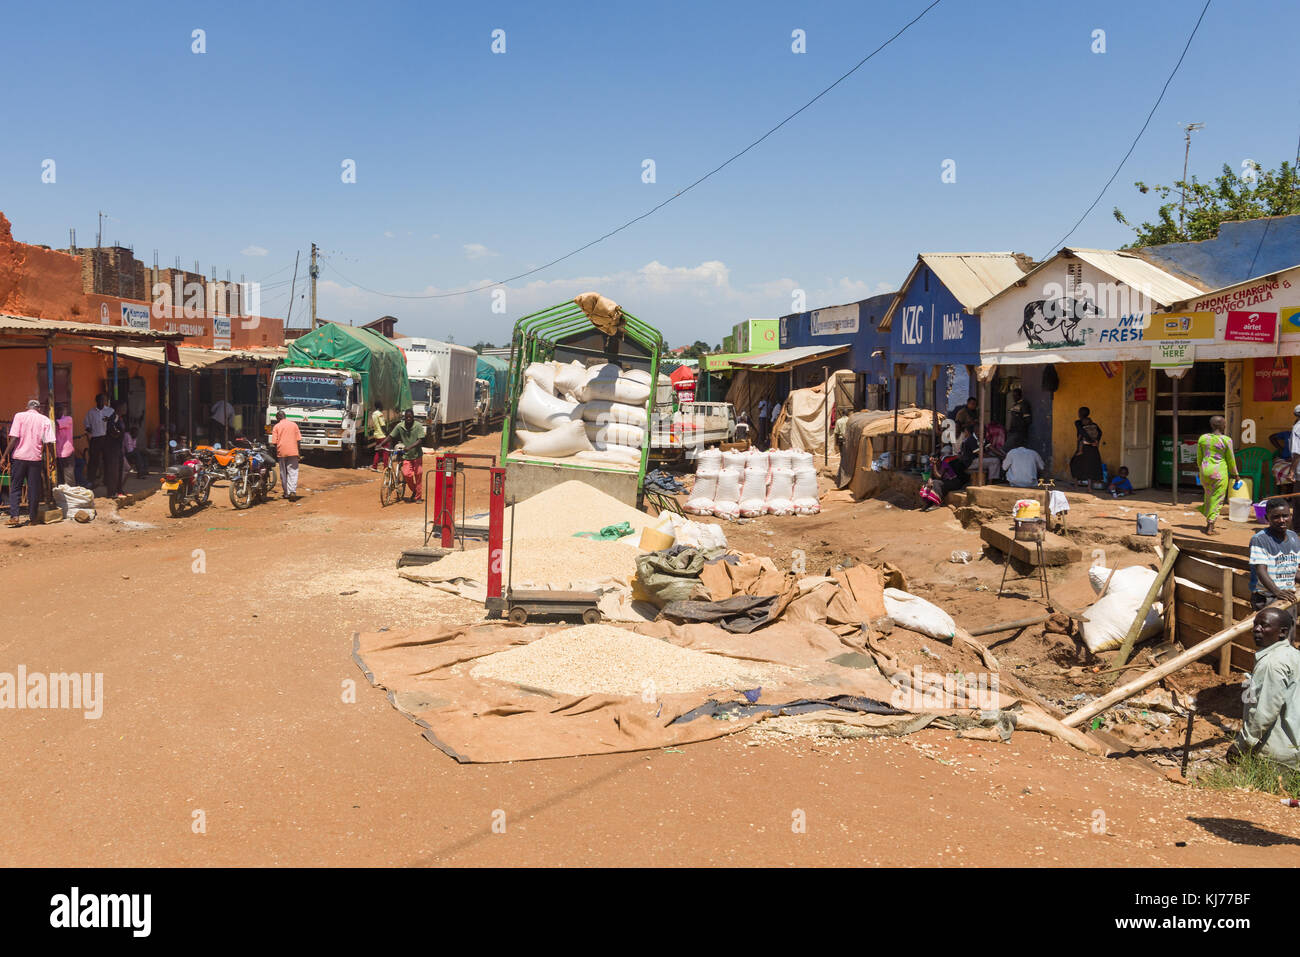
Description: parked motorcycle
228,439,277,508
162,440,216,517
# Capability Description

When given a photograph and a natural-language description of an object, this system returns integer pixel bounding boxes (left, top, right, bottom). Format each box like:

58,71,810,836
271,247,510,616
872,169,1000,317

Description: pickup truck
648,401,737,461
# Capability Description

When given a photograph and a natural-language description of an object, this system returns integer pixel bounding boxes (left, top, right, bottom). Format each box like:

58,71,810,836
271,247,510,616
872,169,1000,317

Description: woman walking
1196,415,1239,536
1070,407,1104,489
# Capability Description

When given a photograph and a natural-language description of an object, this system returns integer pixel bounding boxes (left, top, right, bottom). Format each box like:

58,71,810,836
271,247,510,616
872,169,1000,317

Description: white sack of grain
712,466,742,520
696,448,722,471
765,466,795,516
1081,567,1163,653
581,400,648,429
769,450,793,470
792,466,820,515
553,360,589,396
517,419,594,458
747,450,771,471
623,367,653,385
579,364,652,404
575,445,642,466
584,421,644,449
739,465,769,517
518,379,581,430
657,512,727,550
791,450,814,470
882,588,957,640
524,361,556,396
685,468,719,515
722,450,748,470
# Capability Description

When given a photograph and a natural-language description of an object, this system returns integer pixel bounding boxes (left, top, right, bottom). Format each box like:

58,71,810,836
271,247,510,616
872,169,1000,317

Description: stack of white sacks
685,447,819,518
515,359,651,466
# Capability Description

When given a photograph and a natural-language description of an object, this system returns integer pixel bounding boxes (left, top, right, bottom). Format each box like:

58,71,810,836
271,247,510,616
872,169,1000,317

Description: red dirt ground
2,435,1298,866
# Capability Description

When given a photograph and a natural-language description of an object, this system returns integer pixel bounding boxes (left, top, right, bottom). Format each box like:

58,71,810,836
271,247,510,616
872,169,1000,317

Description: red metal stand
434,453,457,548
487,466,505,603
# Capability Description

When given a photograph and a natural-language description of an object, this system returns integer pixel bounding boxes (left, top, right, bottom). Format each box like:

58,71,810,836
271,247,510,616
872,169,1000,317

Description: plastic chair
1235,445,1273,501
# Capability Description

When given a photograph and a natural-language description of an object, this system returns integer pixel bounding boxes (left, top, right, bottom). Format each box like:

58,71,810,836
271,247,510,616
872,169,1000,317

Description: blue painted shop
777,292,894,406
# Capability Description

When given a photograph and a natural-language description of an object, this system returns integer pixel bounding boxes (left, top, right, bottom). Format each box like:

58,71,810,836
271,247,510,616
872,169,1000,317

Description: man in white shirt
1003,444,1045,488
83,393,111,489
210,398,234,441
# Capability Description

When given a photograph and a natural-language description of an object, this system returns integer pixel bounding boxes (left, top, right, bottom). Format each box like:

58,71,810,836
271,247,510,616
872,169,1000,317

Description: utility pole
1179,122,1204,233
310,243,318,329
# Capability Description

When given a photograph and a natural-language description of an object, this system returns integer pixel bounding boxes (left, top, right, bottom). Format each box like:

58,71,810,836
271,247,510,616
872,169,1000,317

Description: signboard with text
1143,311,1214,341
1253,357,1291,402
121,303,150,329
1152,340,1194,370
1225,310,1278,343
213,316,232,349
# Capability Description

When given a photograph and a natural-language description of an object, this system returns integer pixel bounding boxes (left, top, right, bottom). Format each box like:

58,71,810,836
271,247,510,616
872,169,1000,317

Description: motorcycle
228,439,277,508
162,440,216,517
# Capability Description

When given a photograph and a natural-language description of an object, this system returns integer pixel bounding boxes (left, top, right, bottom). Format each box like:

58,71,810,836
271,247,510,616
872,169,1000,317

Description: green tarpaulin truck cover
285,324,412,413
476,354,510,414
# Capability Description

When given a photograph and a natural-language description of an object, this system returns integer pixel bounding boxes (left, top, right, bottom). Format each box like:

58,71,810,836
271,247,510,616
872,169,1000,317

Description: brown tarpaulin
573,291,624,337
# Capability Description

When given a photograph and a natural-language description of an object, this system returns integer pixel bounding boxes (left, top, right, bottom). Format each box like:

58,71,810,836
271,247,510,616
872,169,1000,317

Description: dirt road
3,437,1298,866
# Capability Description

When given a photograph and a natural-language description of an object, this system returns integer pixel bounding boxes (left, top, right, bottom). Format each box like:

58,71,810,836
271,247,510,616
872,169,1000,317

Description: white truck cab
266,366,360,456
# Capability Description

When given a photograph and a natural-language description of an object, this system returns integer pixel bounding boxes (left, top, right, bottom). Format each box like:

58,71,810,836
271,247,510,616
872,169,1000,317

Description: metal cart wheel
582,608,602,625
508,606,529,625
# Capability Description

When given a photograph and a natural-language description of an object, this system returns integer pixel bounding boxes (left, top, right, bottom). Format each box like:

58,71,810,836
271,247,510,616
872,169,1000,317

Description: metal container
1013,517,1045,541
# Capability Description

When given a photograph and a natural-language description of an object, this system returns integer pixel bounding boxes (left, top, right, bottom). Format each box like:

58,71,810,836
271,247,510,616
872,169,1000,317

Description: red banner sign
1226,310,1278,342
1253,357,1291,402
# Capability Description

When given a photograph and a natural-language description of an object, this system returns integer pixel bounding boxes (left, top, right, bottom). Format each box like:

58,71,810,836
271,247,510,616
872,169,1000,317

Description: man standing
83,393,111,489
369,400,389,471
1007,388,1032,450
210,397,234,443
385,408,427,502
271,411,302,501
3,399,55,527
756,398,769,450
54,402,75,486
1249,499,1300,612
1229,606,1300,770
952,397,978,432
102,400,127,499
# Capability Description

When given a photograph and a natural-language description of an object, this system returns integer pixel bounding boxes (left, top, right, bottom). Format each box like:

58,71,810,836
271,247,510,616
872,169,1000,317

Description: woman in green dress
1196,415,1239,536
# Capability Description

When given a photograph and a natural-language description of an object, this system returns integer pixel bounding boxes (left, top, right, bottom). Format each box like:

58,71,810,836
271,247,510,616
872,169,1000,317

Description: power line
1040,0,1212,259
317,0,945,300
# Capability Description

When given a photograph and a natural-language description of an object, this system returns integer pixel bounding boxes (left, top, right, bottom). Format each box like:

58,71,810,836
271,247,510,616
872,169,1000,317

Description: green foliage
1113,160,1300,247
1197,749,1300,795
472,341,497,353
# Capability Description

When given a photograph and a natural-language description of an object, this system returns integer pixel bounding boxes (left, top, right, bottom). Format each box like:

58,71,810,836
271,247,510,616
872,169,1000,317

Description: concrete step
979,522,1081,566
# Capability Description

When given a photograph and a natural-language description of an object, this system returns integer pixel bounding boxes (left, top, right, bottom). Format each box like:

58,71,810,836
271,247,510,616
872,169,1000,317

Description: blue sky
2,0,1297,346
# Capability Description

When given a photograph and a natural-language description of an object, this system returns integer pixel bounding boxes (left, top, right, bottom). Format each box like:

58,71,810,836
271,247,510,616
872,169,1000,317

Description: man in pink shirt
3,399,55,527
55,403,75,486
270,410,302,501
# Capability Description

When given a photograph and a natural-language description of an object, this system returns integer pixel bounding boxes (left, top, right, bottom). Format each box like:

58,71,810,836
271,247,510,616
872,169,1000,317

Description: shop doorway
1121,361,1154,488
1154,360,1225,488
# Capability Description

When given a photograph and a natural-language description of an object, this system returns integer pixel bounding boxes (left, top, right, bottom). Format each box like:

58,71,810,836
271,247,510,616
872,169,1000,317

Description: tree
1113,159,1300,247
472,341,497,353
677,340,713,360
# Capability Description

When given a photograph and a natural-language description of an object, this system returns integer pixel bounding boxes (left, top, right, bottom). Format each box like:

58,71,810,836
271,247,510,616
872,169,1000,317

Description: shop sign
121,304,150,329
1253,357,1291,402
810,305,858,336
1281,305,1300,334
1132,386,1148,402
213,316,232,349
1152,340,1194,370
1143,310,1214,341
1225,310,1278,343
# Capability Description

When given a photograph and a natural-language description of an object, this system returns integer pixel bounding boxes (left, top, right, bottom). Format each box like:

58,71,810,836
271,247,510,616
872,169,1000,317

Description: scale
397,453,600,625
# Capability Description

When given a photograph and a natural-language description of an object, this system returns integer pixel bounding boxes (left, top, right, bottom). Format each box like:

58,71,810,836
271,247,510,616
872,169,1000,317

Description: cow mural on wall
1020,297,1101,346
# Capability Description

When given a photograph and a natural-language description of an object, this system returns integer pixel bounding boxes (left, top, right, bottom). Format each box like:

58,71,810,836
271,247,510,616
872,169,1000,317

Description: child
1108,465,1134,498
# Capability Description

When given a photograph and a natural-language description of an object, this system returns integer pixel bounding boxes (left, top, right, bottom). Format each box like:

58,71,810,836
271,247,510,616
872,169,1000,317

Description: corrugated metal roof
972,248,1207,311
1067,248,1207,304
0,314,183,342
729,343,849,371
880,253,1032,330
95,345,284,369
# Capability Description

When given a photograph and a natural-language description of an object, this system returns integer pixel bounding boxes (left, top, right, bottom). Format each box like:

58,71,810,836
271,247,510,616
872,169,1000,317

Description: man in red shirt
270,411,302,501
3,399,55,527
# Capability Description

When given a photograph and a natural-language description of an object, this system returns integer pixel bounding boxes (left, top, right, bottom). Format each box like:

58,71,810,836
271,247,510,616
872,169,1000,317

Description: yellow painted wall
1241,356,1294,447
1049,362,1125,481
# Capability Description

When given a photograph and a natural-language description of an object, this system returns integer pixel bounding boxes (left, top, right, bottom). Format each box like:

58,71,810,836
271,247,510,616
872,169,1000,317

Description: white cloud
241,245,268,257
383,231,395,238
463,243,499,260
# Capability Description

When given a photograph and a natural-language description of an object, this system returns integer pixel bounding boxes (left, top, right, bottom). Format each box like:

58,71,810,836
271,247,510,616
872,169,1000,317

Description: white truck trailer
402,337,478,443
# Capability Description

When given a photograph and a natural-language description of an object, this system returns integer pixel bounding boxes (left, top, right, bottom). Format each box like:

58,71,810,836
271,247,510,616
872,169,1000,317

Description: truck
402,338,478,443
268,324,412,469
474,353,510,433
649,401,737,462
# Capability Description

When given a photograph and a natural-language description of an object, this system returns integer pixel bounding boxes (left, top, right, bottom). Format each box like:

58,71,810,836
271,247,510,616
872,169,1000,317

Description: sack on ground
882,588,957,640
1082,567,1163,653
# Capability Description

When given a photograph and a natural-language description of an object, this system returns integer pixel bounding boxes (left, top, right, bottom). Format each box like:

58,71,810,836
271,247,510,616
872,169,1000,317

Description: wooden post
1110,543,1180,678
1219,566,1234,677
1162,529,1176,646
1064,612,1258,728
1171,372,1180,506
977,375,988,486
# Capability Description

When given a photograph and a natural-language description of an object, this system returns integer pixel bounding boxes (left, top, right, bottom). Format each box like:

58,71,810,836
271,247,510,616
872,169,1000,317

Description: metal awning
94,344,286,370
0,313,184,347
729,343,849,372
